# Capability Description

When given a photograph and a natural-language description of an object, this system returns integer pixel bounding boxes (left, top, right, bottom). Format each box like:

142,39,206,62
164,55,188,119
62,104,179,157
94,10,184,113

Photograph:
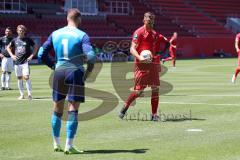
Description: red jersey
236,33,240,50
170,36,177,52
131,26,168,89
132,26,159,61
132,26,168,63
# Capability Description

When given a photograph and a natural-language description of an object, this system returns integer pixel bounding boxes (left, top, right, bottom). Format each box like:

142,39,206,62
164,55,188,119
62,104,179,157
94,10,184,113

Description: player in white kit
0,27,14,90
7,25,38,100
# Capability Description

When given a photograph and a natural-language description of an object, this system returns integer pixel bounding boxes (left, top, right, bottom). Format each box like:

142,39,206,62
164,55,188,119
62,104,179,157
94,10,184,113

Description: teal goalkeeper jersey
38,26,95,69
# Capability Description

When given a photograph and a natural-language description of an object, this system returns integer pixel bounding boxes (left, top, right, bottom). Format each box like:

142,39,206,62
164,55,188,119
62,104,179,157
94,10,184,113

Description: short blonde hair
67,8,81,22
17,25,27,32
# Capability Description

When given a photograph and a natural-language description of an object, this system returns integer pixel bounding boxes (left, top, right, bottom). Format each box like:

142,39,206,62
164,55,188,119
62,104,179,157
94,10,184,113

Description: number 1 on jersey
62,39,69,59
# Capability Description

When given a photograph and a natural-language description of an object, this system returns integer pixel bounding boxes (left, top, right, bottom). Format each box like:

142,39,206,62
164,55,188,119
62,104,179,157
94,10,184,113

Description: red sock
173,59,176,67
151,90,159,115
235,67,240,78
125,91,139,108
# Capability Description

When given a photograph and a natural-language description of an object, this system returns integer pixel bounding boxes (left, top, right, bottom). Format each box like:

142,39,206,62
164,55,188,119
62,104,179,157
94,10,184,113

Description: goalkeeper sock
51,111,62,146
65,138,73,150
66,110,78,150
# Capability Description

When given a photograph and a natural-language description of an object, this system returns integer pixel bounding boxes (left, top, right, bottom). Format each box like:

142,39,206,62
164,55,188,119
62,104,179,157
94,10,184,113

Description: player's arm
171,45,177,49
38,34,55,69
82,34,96,80
130,42,142,60
156,35,170,55
130,32,147,61
6,41,16,61
235,36,239,53
27,42,39,61
0,39,3,58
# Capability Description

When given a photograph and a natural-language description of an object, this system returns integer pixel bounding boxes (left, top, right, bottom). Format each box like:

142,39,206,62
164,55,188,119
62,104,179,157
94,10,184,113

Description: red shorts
169,48,176,59
134,62,160,90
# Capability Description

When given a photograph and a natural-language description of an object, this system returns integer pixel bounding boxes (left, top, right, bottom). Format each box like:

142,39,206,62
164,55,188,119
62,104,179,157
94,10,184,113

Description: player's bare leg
163,56,173,62
232,66,240,83
1,71,6,90
5,72,12,90
162,56,176,67
24,75,32,100
151,86,160,121
17,76,24,99
173,58,176,67
119,89,144,119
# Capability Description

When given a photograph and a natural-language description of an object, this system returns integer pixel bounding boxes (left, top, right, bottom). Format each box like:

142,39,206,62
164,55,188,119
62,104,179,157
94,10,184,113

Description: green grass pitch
0,58,240,160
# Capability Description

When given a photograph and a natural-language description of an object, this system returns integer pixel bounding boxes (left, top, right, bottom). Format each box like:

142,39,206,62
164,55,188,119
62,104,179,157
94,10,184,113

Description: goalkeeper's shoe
64,147,84,155
119,106,128,119
54,145,64,152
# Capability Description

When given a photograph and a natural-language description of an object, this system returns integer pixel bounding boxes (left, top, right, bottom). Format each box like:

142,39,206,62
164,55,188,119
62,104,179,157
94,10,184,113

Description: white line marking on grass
186,129,203,132
160,102,240,106
0,98,240,106
189,95,240,97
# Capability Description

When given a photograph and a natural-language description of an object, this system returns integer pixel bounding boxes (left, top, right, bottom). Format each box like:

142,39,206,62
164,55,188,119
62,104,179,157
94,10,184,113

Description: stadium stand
189,0,240,24
0,0,238,58
0,14,125,37
0,0,238,38
107,0,194,37
145,0,233,37
0,0,125,37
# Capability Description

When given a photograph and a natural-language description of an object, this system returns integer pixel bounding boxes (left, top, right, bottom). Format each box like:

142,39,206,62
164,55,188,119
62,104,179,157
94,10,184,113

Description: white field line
0,98,239,106
186,129,203,132
188,94,240,97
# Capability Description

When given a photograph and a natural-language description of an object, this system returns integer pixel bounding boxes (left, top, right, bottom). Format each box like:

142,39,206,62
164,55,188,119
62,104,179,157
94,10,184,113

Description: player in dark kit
7,25,38,100
0,27,14,90
119,12,169,121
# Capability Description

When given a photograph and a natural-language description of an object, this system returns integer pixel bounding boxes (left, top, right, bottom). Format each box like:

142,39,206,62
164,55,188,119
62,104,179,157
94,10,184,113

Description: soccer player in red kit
119,12,169,121
162,32,178,67
232,33,240,83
